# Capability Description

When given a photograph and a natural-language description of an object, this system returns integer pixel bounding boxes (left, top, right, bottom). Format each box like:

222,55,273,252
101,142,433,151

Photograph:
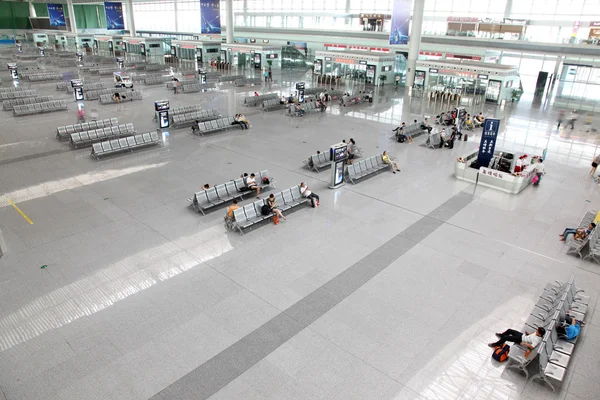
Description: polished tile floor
1,58,600,400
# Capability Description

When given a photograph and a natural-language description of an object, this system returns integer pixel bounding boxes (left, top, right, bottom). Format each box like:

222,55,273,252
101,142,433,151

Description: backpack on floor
492,344,510,362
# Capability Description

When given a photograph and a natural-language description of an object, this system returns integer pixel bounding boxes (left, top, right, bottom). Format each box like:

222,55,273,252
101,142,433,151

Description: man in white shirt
300,182,319,208
245,173,261,197
488,327,545,349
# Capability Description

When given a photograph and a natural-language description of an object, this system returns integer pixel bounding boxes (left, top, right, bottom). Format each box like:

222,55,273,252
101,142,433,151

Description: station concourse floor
1,65,600,400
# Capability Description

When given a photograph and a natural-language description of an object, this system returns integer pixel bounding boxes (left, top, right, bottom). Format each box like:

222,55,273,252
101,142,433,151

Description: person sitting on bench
421,119,433,133
191,120,200,134
300,182,319,208
245,173,261,198
226,199,239,221
560,223,595,241
382,151,400,174
488,327,545,348
557,316,585,340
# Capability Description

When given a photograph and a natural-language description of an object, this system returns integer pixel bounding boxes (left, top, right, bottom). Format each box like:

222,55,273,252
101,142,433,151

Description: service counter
454,148,538,194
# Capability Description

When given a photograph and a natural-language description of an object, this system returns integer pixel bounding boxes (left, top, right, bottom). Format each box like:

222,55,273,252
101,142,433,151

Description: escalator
281,45,311,71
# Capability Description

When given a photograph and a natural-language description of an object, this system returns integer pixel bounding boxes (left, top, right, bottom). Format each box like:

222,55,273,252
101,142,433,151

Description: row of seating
346,155,391,184
181,83,217,93
304,87,344,98
0,86,29,92
565,211,597,259
219,74,245,82
24,72,63,81
235,78,262,87
143,75,171,85
0,90,37,100
192,117,240,136
91,131,161,159
305,151,330,172
230,186,309,234
145,64,162,71
170,104,202,116
393,120,427,141
85,87,126,101
57,118,118,140
172,109,220,127
244,92,278,106
166,79,196,89
3,95,53,111
83,83,107,92
515,278,589,392
13,100,67,116
70,123,135,149
100,91,143,104
189,171,274,215
96,68,117,75
262,99,287,111
287,101,321,117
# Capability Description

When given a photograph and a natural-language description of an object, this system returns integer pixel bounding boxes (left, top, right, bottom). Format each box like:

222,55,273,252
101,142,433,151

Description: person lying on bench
560,223,595,241
246,173,261,198
557,316,585,340
488,327,545,348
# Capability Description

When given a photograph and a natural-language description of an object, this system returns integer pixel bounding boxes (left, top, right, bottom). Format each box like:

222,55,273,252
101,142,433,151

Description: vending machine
7,63,18,80
154,100,170,129
71,79,84,101
328,142,347,189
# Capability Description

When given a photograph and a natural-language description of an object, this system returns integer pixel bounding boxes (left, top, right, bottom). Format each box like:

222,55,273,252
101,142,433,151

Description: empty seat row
0,90,37,100
3,96,53,111
0,86,30,92
82,83,107,91
346,155,390,184
91,131,160,159
189,170,274,215
218,74,245,82
235,78,262,87
25,73,63,81
145,64,162,71
70,123,135,149
305,151,330,172
85,87,126,101
170,104,202,116
99,91,143,104
13,100,67,116
56,118,118,140
262,99,286,111
172,109,220,127
143,76,170,85
244,92,278,106
230,186,308,234
194,117,240,136
56,81,67,91
96,68,117,75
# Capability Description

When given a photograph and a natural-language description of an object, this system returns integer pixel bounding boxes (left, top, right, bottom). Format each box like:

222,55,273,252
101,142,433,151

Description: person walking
590,154,600,177
268,66,272,82
567,111,578,129
532,158,545,186
557,110,565,129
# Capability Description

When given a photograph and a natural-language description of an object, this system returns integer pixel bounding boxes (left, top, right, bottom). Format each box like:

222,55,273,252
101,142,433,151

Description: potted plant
378,74,387,86
267,60,273,67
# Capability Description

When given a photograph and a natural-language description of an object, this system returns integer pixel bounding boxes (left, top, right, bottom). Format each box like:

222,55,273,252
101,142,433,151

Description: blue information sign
389,0,410,45
47,4,66,27
200,0,221,34
478,118,500,168
104,2,124,30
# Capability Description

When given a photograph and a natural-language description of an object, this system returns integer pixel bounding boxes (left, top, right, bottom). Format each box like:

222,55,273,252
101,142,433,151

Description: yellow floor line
7,199,33,225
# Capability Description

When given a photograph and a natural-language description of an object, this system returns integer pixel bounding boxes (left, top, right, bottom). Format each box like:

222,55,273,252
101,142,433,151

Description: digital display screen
74,87,84,101
331,146,347,162
159,111,169,128
268,54,278,59
154,100,170,111
71,79,83,87
334,161,344,185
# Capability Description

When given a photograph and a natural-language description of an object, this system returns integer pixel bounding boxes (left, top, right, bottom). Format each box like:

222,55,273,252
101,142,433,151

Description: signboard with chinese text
201,0,221,34
47,4,66,27
104,2,124,30
390,0,410,45
478,118,500,168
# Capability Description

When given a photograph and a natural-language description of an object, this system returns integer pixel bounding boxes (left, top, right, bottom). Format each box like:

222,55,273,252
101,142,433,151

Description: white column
226,0,234,44
28,1,36,18
405,0,425,90
552,55,563,86
504,0,513,18
67,0,77,33
128,0,136,36
174,0,180,32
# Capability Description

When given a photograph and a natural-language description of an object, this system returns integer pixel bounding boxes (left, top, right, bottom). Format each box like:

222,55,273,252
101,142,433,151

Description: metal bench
13,100,67,116
304,151,330,172
195,117,242,136
85,87,127,101
262,99,287,112
234,78,262,87
346,155,391,184
99,91,143,104
56,118,118,140
91,131,160,159
70,123,135,149
173,109,220,128
218,74,245,83
188,170,275,215
170,105,202,116
230,186,309,234
3,95,53,111
0,90,37,100
244,93,278,106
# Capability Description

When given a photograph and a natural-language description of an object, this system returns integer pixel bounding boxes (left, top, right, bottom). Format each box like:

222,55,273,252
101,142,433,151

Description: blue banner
200,0,221,34
104,2,124,30
47,4,66,27
478,118,500,168
389,0,410,45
